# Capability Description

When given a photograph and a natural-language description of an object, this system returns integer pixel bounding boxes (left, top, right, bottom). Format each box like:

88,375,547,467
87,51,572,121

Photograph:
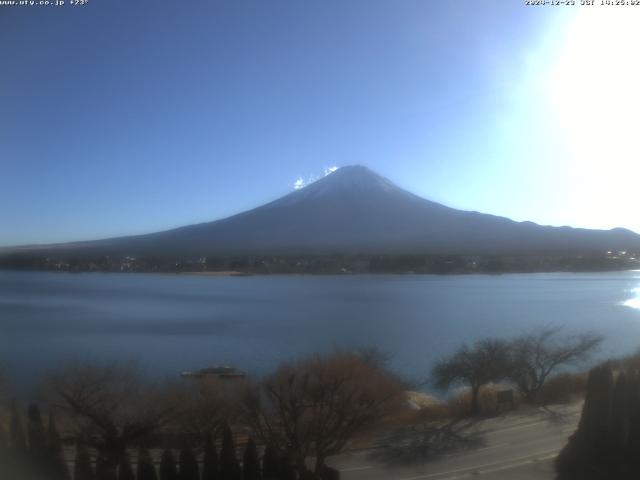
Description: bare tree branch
242,350,405,475
507,327,603,402
432,339,510,415
44,360,180,471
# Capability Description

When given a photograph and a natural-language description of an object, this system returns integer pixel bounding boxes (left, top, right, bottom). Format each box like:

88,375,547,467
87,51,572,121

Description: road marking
470,442,509,453
472,453,558,477
444,442,509,458
482,419,568,435
340,465,374,472
479,411,580,435
397,448,560,480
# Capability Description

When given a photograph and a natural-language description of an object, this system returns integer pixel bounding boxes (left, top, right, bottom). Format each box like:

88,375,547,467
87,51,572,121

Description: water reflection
623,274,640,309
624,287,640,309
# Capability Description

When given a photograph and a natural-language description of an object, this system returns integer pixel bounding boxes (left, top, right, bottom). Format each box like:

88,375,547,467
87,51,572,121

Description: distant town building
180,365,246,380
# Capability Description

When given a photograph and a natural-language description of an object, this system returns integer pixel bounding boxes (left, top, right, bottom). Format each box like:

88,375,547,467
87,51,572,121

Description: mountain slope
7,165,640,257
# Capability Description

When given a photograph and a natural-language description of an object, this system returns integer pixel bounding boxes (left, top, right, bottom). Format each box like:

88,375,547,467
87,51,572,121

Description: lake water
2,270,640,392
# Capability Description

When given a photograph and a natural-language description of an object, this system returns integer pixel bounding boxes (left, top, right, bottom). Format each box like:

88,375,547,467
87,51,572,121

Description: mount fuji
6,165,640,258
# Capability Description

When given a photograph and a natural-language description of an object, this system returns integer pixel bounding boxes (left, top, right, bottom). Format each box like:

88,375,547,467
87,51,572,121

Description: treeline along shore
1,250,639,274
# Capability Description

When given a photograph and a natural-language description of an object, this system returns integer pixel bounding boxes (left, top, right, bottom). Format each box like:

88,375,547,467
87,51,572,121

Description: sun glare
547,8,640,210
623,286,640,310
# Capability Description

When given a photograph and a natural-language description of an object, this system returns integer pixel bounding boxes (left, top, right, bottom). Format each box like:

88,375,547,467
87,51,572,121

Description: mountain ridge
4,165,640,259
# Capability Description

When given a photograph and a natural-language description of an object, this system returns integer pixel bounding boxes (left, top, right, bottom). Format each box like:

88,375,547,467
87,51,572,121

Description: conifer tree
178,444,199,480
578,363,613,450
220,425,241,480
0,424,9,480
556,363,636,478
627,370,640,455
611,371,630,454
202,434,219,480
117,452,135,480
137,447,158,480
242,438,260,480
261,444,279,480
159,448,178,480
27,403,47,470
10,400,27,456
96,452,118,480
278,457,295,480
0,423,6,453
47,412,70,480
74,440,95,480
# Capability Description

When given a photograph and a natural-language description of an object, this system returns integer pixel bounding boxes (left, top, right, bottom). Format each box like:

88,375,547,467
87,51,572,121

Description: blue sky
2,1,638,246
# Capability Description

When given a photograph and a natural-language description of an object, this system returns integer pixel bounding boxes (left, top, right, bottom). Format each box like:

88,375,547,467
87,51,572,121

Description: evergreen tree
0,424,9,480
47,412,70,480
278,457,295,480
611,371,630,454
96,452,118,480
242,438,260,480
74,440,95,480
117,452,135,480
220,425,241,480
27,404,47,469
261,444,279,480
578,364,613,450
0,423,6,452
9,400,27,455
201,434,219,480
137,447,158,480
159,448,178,480
178,444,199,480
556,363,638,479
627,370,640,461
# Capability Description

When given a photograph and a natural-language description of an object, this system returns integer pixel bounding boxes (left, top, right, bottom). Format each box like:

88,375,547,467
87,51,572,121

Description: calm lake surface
2,270,640,391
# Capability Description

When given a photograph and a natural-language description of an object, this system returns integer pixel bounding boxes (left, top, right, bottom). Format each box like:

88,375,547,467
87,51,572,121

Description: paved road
329,402,581,480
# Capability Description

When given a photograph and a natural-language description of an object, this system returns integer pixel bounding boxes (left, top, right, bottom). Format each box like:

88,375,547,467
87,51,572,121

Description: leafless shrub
172,376,246,442
432,339,511,415
242,350,405,476
507,327,602,403
44,360,180,472
444,384,521,417
537,372,588,405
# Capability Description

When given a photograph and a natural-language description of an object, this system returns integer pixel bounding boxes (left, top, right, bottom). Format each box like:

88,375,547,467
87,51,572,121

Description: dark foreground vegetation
0,328,607,480
0,351,403,480
1,251,638,274
556,353,640,479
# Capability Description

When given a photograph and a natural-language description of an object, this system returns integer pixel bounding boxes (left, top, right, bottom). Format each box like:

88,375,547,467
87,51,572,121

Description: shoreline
2,268,640,277
180,270,250,276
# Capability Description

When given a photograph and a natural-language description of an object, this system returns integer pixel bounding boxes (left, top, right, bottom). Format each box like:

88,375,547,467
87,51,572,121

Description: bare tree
507,327,603,402
45,361,179,474
172,376,245,442
242,350,405,477
432,339,510,415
